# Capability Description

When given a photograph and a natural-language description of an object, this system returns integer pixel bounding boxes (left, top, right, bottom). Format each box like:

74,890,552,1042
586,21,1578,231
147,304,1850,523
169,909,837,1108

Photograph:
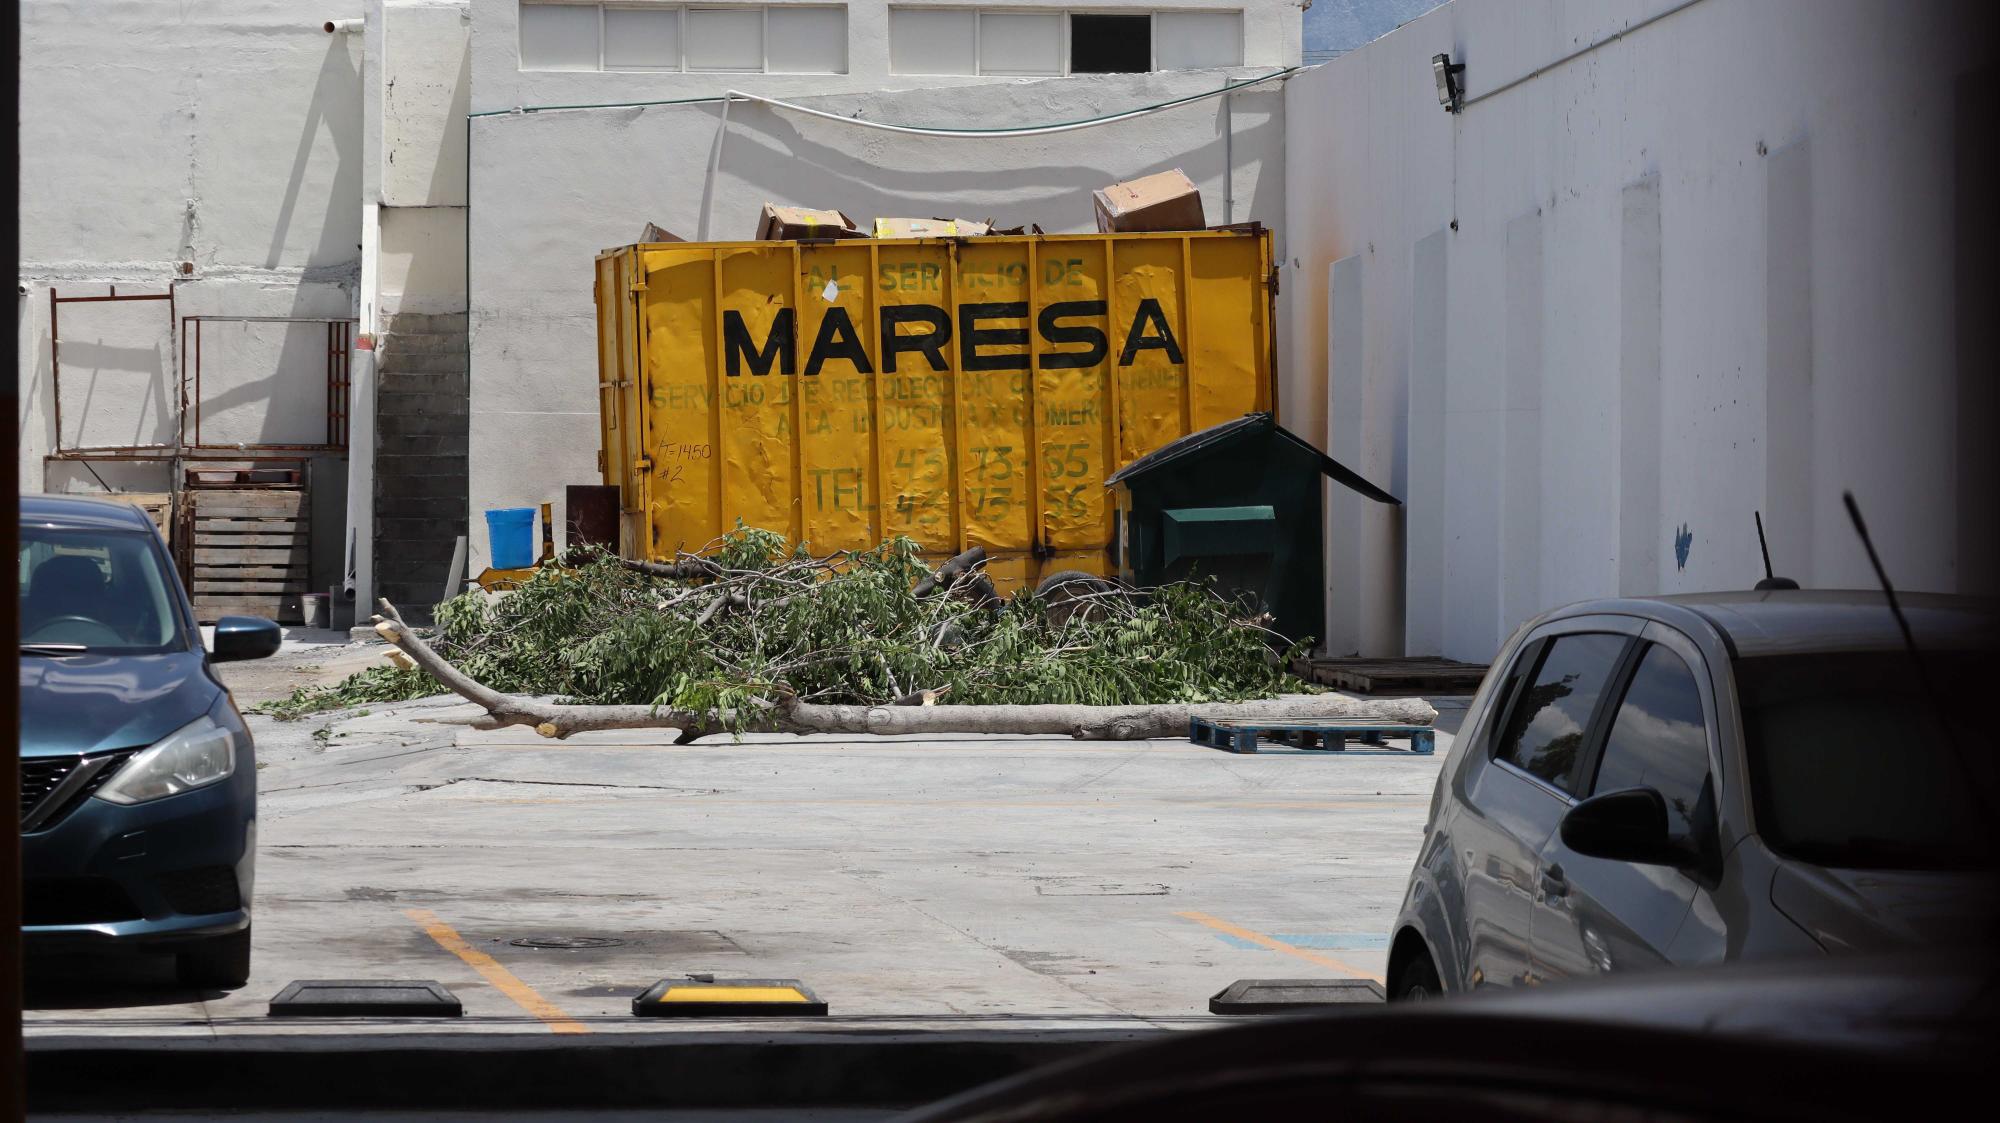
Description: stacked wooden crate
121,492,174,543
186,466,309,624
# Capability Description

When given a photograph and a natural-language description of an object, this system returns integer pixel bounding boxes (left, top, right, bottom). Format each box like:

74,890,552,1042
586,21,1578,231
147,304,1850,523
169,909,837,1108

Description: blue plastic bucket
484,507,536,570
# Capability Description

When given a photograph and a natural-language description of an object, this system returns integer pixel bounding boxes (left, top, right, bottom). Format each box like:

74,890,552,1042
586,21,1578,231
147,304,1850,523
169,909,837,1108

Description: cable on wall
468,66,1302,133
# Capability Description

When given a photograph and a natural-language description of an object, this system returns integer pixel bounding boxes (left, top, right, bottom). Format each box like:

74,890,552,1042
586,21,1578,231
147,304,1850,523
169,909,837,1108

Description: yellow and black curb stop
632,977,828,1018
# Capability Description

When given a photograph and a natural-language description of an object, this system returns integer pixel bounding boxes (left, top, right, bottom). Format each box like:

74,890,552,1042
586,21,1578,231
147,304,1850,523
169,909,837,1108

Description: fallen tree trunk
371,599,1436,742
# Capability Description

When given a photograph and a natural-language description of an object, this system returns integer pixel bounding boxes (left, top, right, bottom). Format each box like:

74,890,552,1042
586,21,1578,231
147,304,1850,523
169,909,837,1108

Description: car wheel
1391,951,1442,1002
176,926,251,990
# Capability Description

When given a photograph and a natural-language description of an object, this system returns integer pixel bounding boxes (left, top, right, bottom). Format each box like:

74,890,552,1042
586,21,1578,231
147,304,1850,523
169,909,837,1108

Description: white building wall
17,2,366,475
1285,0,1991,663
16,0,367,589
475,0,1302,108
380,0,473,317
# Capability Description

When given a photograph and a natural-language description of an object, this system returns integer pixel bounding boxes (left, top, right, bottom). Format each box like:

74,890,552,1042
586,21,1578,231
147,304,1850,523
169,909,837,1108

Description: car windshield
18,525,187,655
1736,649,1998,871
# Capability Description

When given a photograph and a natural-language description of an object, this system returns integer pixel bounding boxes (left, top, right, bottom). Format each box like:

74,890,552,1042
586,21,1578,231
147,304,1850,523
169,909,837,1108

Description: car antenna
1842,491,1996,837
1752,511,1799,591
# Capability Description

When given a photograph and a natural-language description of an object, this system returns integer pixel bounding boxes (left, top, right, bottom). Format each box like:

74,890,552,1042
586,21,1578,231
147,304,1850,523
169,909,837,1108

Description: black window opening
1071,14,1151,74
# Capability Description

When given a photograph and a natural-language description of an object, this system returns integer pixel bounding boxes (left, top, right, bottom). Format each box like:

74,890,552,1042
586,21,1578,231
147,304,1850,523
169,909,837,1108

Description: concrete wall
475,0,1303,108
380,0,472,317
464,68,1286,570
17,0,365,592
368,2,475,617
1284,0,1993,662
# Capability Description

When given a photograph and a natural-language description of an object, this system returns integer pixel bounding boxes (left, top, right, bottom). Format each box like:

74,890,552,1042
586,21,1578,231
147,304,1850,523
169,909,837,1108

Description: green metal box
1107,413,1398,645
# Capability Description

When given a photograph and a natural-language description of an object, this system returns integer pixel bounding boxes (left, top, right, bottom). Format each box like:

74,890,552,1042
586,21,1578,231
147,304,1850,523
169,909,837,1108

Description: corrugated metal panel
594,229,1275,586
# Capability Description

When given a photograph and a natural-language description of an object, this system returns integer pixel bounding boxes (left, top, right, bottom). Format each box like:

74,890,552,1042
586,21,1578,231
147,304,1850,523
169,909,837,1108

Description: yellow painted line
1177,910,1386,984
403,908,590,1034
654,986,810,1004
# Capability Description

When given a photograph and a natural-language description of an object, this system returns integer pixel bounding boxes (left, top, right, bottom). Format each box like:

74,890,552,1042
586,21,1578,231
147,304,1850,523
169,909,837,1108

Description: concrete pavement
25,640,1467,1110
28,657,1464,1033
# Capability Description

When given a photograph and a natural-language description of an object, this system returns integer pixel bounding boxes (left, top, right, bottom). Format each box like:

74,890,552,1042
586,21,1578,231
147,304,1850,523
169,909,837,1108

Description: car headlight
93,712,241,805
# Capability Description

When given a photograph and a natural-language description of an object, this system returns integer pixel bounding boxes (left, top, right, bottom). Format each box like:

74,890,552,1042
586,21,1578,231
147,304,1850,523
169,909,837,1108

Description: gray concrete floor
26,641,1467,1038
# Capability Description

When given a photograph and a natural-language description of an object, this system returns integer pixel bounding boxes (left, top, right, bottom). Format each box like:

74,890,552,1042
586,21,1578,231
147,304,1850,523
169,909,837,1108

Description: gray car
1387,590,1996,999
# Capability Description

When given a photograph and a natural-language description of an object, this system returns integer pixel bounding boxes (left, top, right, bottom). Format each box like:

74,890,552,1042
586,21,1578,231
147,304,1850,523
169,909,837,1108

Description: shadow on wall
426,42,473,204
262,35,363,275
48,297,176,452
189,319,344,447
699,89,1285,236
54,341,174,449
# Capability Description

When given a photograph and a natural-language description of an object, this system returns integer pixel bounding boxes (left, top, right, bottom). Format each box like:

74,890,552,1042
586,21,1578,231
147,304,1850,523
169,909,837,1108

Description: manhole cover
509,936,624,950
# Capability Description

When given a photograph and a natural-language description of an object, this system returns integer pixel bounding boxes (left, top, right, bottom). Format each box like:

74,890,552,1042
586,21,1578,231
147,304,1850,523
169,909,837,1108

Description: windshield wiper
20,642,89,655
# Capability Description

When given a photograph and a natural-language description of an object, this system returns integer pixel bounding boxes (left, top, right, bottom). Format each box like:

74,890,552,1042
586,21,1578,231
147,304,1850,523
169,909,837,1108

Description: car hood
1770,860,1997,953
19,652,220,758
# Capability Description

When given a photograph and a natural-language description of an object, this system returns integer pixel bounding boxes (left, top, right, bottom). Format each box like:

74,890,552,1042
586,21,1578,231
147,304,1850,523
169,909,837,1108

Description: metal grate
20,756,81,818
159,866,243,916
20,751,135,832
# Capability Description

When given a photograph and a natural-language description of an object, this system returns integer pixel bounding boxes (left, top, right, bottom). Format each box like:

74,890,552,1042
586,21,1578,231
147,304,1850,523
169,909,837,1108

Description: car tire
176,926,251,990
1390,951,1442,1002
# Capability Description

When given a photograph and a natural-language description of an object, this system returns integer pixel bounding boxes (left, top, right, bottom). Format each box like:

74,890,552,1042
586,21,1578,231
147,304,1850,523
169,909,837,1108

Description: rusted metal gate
46,284,354,623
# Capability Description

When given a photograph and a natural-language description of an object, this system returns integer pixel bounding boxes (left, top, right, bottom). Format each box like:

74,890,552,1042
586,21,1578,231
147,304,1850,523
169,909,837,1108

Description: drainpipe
1222,82,1234,224
324,19,364,34
696,94,734,242
344,203,379,627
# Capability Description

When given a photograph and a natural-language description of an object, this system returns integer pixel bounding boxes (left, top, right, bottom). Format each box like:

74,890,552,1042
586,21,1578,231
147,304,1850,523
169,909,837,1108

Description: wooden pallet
1292,656,1490,695
118,492,175,544
187,487,308,624
1189,716,1435,755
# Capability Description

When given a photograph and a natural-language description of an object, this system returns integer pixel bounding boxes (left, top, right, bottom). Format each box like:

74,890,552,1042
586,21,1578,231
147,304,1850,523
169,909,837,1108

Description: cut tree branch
372,599,1437,742
621,556,723,581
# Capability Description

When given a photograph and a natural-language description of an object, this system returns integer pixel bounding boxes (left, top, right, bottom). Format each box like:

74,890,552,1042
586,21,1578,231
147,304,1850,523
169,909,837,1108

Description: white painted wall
465,68,1287,568
475,0,1302,108
17,0,365,588
377,0,474,319
16,1,363,462
1285,0,1991,662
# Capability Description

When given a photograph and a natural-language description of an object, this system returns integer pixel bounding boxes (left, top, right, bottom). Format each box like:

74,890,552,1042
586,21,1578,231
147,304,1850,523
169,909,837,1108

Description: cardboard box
756,204,867,241
872,217,995,238
1092,169,1206,233
637,222,685,243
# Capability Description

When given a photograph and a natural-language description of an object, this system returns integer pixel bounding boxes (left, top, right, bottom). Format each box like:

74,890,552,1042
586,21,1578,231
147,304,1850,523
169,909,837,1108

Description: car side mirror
211,615,282,662
1559,787,1688,867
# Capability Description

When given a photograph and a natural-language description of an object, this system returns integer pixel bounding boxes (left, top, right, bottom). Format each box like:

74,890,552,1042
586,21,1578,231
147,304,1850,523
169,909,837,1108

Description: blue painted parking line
1213,932,1390,951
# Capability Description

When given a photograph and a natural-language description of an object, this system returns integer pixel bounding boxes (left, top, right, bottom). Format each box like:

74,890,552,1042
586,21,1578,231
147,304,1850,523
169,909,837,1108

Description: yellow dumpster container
592,228,1276,589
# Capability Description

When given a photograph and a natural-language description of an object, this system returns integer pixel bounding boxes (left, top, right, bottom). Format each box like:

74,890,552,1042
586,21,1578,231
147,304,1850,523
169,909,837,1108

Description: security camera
16,283,27,296
1433,53,1466,113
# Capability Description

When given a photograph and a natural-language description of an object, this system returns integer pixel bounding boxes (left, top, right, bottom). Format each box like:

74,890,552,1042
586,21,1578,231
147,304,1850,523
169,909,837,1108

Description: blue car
18,494,280,988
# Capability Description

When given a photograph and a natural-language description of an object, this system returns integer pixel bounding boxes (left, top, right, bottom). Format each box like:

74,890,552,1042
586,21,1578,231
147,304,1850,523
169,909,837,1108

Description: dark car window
1591,644,1713,841
18,527,185,654
1737,650,1995,871
1493,632,1628,794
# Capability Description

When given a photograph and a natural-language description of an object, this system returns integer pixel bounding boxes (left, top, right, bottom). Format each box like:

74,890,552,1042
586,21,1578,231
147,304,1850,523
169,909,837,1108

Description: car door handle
1540,865,1569,899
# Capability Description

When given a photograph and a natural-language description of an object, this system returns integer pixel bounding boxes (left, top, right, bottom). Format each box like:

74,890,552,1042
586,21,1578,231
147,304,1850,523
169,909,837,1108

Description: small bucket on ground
299,593,327,629
485,507,536,569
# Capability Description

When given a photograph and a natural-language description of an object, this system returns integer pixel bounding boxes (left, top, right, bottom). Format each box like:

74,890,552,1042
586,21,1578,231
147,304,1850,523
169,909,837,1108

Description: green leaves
253,530,1314,722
